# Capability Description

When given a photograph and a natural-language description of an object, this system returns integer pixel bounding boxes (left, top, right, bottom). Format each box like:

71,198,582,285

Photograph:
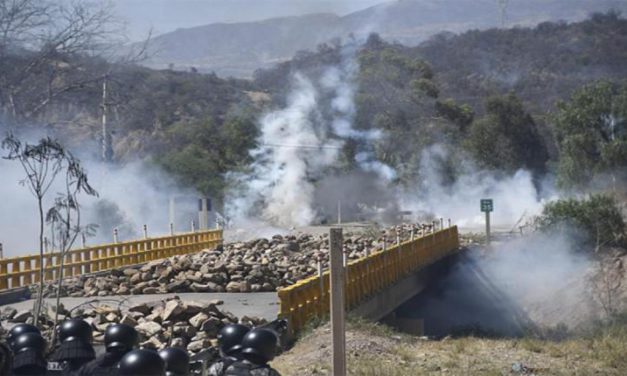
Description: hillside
256,12,627,116
415,11,627,115
4,14,627,204
251,14,627,181
137,0,627,77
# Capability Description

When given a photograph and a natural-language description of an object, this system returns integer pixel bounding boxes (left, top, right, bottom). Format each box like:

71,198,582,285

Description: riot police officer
47,319,95,375
11,332,47,376
207,324,250,376
223,328,281,376
118,349,166,376
8,323,40,350
159,347,190,376
76,323,138,376
0,338,12,376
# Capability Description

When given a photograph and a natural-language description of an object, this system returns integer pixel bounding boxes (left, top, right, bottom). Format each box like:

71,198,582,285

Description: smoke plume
401,144,553,229
0,137,200,257
228,46,395,228
397,230,596,336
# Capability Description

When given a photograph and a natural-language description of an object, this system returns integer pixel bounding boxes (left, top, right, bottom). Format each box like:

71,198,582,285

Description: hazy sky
113,0,388,41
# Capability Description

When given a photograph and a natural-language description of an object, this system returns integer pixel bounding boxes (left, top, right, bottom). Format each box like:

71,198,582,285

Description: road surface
1,292,279,321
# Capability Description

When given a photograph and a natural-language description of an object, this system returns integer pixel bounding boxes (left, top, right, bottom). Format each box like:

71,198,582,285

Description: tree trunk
32,198,45,327
51,245,66,345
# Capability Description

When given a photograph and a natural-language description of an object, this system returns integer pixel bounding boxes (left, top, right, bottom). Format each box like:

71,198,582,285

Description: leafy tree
465,93,548,174
536,195,625,250
156,111,258,201
435,99,474,131
553,80,627,190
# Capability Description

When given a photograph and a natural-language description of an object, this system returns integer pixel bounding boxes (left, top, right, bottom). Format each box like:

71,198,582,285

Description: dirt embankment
272,318,627,375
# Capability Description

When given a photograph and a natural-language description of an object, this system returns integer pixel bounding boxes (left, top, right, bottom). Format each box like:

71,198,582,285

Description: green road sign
481,199,493,212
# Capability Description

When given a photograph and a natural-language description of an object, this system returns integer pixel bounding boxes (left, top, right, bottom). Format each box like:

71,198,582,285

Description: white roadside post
169,196,176,233
318,259,324,308
330,227,346,376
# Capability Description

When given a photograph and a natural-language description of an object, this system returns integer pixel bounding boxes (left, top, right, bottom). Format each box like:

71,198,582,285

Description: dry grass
273,314,627,376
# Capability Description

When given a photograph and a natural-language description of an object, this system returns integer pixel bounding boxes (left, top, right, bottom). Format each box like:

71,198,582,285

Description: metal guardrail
277,226,460,333
0,229,223,290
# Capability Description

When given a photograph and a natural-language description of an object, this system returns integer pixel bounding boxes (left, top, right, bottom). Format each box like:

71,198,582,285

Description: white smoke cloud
0,152,200,257
468,231,595,329
321,52,394,180
228,47,396,228
400,230,597,335
401,144,553,229
228,74,343,228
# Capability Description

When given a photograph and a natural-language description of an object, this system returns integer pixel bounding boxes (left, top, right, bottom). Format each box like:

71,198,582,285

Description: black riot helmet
13,332,46,354
8,324,40,349
240,328,278,365
217,324,250,357
105,324,139,353
11,333,47,375
159,347,190,376
59,319,92,344
119,349,166,376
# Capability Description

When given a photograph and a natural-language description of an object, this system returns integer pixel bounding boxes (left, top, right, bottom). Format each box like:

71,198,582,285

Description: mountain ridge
138,0,627,77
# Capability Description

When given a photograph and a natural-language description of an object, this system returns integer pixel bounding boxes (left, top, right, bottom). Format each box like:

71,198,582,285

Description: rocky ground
37,223,440,298
0,296,267,357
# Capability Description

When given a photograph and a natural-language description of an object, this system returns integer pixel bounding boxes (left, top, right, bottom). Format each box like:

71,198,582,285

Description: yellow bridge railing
277,226,460,333
0,229,223,290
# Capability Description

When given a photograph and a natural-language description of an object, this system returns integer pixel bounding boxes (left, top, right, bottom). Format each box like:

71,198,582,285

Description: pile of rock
37,223,438,297
0,296,266,356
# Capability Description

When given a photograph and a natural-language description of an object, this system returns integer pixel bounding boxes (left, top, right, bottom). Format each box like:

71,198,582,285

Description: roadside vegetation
273,315,627,375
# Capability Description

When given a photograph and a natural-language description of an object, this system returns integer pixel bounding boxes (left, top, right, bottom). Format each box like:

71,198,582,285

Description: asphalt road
1,292,279,321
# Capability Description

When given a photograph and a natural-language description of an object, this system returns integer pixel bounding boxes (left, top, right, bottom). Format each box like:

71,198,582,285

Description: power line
261,143,344,150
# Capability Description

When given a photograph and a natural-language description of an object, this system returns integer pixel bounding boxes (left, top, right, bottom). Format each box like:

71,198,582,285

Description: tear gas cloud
466,230,595,329
229,46,552,230
0,136,201,257
401,144,554,229
398,230,595,335
227,46,395,228
228,73,343,228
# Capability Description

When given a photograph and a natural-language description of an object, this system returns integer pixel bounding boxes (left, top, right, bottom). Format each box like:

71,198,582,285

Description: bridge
0,225,461,334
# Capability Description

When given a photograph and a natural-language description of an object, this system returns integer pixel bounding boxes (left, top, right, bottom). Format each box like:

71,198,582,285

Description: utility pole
198,198,211,230
497,0,509,27
101,74,113,162
330,227,346,376
337,200,342,225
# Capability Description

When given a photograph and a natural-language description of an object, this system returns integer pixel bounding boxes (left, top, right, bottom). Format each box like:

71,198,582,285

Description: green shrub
536,194,625,249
